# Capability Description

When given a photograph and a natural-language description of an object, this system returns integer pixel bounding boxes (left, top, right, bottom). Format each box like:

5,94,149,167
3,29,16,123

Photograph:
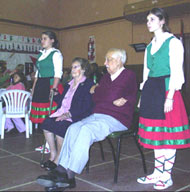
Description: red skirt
138,91,190,149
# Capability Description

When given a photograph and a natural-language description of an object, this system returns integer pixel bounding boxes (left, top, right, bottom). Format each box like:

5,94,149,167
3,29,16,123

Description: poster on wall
0,52,38,72
0,33,41,72
0,33,41,53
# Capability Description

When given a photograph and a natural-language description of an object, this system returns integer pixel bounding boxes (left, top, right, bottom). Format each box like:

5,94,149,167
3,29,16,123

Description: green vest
146,36,174,90
36,50,57,78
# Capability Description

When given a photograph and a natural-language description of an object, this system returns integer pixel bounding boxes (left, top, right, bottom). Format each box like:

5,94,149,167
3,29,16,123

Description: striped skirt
30,77,63,124
138,91,190,149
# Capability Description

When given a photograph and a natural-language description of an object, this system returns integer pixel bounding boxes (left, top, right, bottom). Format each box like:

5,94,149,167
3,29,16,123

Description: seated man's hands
90,84,99,94
113,97,127,107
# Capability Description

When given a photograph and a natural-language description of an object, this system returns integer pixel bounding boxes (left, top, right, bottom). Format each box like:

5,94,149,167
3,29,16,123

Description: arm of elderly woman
90,84,99,94
50,79,94,122
69,80,94,122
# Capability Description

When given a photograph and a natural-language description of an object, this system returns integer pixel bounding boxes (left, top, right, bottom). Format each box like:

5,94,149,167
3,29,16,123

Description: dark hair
64,68,71,75
147,8,170,32
72,57,91,77
90,63,98,73
42,31,59,48
89,63,102,83
12,72,27,88
0,60,7,73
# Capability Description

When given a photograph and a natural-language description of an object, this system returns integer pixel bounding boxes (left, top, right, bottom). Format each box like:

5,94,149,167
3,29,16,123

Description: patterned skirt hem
30,101,57,123
138,139,190,149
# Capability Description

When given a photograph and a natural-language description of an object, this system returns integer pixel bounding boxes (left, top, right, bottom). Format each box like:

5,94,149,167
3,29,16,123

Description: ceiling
123,1,190,24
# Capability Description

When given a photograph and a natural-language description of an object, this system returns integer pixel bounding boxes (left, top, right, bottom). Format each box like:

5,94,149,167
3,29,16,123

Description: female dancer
137,8,190,190
30,31,63,124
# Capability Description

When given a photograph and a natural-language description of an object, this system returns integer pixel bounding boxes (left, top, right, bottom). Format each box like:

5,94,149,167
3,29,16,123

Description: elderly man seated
36,48,137,191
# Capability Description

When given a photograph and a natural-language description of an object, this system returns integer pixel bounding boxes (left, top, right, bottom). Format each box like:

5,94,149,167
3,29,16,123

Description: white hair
107,48,127,64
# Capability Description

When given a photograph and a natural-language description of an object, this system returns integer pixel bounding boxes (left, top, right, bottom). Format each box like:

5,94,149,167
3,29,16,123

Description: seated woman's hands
90,84,99,94
55,112,71,122
113,97,127,107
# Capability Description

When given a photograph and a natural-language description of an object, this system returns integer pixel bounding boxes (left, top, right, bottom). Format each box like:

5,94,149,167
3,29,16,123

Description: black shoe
41,160,57,171
47,169,67,178
36,171,69,187
45,185,62,192
45,177,76,191
55,177,76,189
36,174,76,189
45,185,65,192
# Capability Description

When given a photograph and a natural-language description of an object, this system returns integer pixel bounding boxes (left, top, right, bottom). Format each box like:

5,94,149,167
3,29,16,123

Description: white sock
162,149,176,181
45,142,50,149
151,149,165,177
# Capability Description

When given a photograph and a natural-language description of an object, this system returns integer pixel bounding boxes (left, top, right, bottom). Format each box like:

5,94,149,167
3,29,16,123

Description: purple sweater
93,69,137,128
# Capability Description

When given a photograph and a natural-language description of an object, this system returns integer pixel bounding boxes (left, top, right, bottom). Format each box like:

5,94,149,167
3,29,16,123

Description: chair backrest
0,90,31,114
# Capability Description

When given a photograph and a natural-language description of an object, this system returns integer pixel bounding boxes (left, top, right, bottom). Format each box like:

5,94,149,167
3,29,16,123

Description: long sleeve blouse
140,32,184,91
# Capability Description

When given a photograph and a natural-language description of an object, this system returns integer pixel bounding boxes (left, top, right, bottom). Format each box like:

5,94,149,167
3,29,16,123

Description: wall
0,0,61,71
0,0,60,28
58,0,128,27
58,0,190,67
1,0,190,68
0,22,44,38
60,20,134,66
58,0,141,67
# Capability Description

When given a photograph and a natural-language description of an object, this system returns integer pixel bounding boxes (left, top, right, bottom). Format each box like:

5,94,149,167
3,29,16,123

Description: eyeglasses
72,65,81,70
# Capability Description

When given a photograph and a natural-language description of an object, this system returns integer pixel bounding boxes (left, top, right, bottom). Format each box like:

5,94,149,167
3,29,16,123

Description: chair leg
98,142,105,161
86,159,90,173
85,146,92,173
25,116,29,138
40,137,47,166
107,137,116,165
86,142,104,173
133,136,147,173
114,137,122,183
29,120,32,135
1,116,6,139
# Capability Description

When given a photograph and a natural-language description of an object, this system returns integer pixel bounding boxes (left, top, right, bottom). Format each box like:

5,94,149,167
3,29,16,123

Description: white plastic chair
0,89,6,136
0,90,32,139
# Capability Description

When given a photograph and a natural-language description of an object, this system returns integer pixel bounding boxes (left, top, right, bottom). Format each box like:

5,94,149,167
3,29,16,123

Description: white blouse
35,48,63,78
140,32,184,91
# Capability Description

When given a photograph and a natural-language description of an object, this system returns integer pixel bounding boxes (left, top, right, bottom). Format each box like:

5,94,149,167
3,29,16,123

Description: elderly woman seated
37,48,138,191
40,57,94,171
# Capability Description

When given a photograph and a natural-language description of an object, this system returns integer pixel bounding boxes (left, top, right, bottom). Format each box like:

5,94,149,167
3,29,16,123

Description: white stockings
137,149,176,190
